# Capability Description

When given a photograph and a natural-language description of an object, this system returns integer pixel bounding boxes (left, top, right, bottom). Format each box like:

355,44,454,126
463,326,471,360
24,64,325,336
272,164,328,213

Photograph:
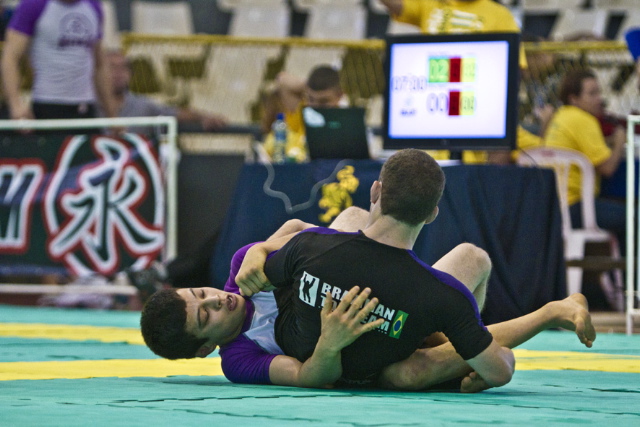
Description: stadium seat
190,46,279,122
617,9,640,41
218,0,285,11
550,8,608,41
593,0,638,11
131,1,194,35
284,47,346,84
304,3,367,40
101,0,120,49
521,0,584,12
518,147,624,311
229,2,291,38
292,0,362,12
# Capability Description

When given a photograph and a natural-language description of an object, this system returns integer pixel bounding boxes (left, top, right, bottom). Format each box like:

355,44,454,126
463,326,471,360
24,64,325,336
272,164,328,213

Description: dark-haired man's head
558,69,603,117
378,149,445,226
140,287,246,360
305,65,343,108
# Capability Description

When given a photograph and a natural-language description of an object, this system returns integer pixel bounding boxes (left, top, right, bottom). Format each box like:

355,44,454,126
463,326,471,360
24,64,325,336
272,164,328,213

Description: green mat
1,305,639,426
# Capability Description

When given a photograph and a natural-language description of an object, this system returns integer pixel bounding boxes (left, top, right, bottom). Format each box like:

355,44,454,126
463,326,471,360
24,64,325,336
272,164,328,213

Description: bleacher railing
116,35,635,129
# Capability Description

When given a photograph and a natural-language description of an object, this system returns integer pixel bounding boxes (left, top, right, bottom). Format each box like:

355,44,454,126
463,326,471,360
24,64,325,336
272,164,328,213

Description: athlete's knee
456,243,491,275
329,206,369,230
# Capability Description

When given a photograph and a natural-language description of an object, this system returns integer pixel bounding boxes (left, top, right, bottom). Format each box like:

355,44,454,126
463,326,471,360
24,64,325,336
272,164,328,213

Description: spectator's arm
93,41,117,118
1,29,32,119
176,108,228,131
597,126,625,178
379,0,404,17
275,71,305,112
235,233,301,296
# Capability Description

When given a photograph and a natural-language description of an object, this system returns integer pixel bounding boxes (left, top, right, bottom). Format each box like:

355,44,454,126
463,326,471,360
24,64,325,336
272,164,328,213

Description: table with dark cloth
210,160,565,325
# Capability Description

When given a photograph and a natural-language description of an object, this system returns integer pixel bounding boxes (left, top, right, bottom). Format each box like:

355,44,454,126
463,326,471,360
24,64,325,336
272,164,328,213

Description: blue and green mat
1,304,639,426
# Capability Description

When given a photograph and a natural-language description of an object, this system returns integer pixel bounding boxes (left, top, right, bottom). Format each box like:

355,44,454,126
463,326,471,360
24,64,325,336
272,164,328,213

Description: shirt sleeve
219,335,278,384
223,242,262,293
429,269,493,360
262,228,336,288
262,236,301,289
8,0,47,36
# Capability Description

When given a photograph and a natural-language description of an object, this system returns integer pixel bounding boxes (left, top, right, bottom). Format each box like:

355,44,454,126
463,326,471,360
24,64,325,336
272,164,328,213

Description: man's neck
362,215,423,250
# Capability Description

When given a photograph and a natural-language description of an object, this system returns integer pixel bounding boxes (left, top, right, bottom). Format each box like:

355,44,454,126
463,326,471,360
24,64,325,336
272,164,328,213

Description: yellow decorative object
318,166,359,223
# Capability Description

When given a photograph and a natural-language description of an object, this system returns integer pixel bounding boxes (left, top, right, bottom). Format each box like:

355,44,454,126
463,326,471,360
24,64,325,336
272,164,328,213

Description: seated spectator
260,65,348,162
105,50,227,136
544,69,626,250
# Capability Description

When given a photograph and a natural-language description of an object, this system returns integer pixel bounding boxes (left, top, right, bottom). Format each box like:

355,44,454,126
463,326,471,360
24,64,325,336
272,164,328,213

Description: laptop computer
303,107,370,160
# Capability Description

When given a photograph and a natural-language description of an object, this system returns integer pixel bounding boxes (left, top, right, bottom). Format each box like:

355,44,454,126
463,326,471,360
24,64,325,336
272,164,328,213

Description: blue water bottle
272,113,287,164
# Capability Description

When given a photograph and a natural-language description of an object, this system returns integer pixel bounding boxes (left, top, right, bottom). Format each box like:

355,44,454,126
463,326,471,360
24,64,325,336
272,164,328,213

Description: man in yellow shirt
544,69,626,249
379,0,541,163
262,65,346,162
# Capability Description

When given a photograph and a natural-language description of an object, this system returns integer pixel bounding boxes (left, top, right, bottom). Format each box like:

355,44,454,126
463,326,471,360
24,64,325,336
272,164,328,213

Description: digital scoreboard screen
383,33,520,151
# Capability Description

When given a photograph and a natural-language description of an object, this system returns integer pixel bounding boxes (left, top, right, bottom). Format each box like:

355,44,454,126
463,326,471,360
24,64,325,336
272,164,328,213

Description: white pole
165,117,179,260
627,116,640,335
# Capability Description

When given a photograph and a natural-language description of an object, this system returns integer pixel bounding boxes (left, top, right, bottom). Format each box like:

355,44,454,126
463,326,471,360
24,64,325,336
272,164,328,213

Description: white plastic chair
131,1,194,35
518,147,624,310
593,0,638,11
304,3,367,40
617,9,640,41
218,0,286,11
229,3,291,38
550,8,608,41
292,0,362,12
521,0,584,12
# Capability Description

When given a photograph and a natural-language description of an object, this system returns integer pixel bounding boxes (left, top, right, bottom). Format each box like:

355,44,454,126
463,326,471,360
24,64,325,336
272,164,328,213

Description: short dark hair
379,149,445,226
306,65,341,92
140,289,206,360
558,69,596,105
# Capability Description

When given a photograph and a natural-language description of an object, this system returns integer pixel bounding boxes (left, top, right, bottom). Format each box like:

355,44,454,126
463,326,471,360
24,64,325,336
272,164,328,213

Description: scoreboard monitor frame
382,32,520,152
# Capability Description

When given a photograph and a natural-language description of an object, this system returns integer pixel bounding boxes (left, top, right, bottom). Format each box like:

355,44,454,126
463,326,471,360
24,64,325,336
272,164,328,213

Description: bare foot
460,371,491,393
550,293,596,348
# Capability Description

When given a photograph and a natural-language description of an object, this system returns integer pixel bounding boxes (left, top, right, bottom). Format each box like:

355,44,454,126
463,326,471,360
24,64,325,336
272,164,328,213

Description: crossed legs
289,207,596,392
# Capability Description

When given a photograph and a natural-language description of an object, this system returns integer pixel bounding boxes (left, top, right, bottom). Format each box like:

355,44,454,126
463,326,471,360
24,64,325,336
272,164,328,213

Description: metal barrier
626,115,640,334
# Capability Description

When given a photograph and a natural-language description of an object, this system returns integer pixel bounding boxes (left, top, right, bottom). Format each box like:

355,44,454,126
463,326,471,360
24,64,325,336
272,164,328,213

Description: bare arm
379,0,404,17
465,339,515,387
93,41,117,118
235,233,301,296
176,108,228,131
1,29,32,120
268,287,383,388
236,219,317,296
597,126,625,178
275,71,306,112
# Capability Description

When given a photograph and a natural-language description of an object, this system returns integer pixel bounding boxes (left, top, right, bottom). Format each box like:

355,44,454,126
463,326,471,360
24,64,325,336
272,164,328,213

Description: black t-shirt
265,228,493,387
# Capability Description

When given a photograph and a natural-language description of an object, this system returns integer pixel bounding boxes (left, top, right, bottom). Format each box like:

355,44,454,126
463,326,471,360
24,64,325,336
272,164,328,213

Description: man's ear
567,93,579,106
195,342,217,358
424,206,439,224
370,180,381,204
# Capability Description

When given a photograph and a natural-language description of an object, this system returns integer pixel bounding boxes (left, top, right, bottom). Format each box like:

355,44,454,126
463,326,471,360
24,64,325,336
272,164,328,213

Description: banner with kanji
0,133,165,277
